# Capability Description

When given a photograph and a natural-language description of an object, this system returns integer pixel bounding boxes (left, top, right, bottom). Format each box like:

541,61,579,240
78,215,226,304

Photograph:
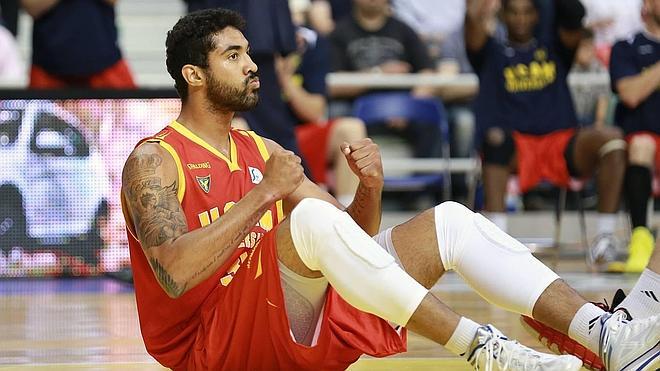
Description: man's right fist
261,148,305,199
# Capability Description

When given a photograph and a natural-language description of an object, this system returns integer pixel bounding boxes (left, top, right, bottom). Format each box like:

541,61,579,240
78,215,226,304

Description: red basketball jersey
123,121,406,370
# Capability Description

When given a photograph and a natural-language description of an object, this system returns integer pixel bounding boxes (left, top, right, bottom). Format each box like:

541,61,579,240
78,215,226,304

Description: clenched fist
341,138,384,189
261,148,304,199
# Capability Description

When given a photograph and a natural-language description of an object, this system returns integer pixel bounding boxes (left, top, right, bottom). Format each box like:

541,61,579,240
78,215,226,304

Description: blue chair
352,92,451,198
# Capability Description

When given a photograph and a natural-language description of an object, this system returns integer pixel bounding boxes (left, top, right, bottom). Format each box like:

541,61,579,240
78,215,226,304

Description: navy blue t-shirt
32,0,121,76
286,28,330,125
469,37,577,142
610,32,660,135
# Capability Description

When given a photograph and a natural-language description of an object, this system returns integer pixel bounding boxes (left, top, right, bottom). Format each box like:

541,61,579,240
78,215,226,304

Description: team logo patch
248,167,263,184
196,175,211,193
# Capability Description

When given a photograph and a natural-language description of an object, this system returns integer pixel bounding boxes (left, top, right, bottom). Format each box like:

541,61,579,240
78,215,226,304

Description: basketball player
120,9,660,371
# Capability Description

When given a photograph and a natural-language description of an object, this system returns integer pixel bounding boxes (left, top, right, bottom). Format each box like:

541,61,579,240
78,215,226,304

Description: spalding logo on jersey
196,175,211,193
249,167,263,184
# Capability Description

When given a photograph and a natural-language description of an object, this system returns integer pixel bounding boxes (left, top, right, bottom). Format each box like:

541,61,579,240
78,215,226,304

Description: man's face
204,27,260,112
503,0,538,44
353,0,388,16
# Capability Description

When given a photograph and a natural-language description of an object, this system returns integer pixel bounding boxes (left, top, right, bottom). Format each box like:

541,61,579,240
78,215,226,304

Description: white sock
568,303,607,354
597,213,617,235
485,212,508,233
615,269,660,319
445,317,481,357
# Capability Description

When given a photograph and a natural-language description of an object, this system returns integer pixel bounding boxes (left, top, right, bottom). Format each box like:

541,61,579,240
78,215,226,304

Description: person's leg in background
624,134,656,272
241,53,313,177
327,117,366,206
570,127,627,271
481,127,516,232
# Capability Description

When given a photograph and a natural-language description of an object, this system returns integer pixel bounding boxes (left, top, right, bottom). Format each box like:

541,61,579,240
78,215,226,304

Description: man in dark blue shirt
466,0,627,271
610,0,660,273
21,0,135,88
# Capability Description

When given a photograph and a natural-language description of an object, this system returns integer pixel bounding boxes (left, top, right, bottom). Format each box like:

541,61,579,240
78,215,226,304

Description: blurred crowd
1,0,659,273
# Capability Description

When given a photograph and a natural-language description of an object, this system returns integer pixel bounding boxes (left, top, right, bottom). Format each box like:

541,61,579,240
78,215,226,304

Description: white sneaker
599,310,660,371
587,233,619,271
467,324,583,370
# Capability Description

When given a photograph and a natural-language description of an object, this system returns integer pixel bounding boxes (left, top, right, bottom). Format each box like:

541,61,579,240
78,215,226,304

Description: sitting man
120,9,660,371
610,0,660,273
466,0,627,271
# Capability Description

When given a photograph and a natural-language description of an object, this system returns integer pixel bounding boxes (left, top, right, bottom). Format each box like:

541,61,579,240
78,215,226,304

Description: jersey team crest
248,167,263,184
196,175,211,193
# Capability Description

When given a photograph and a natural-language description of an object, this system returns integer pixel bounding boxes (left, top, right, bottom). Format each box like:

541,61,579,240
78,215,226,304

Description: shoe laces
471,327,541,371
599,310,630,369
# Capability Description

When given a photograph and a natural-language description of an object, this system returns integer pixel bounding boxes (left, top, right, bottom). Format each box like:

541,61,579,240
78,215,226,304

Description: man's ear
182,65,205,88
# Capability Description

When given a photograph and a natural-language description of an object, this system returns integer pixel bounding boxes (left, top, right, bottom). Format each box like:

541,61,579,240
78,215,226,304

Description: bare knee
332,117,367,142
628,135,656,166
482,127,514,166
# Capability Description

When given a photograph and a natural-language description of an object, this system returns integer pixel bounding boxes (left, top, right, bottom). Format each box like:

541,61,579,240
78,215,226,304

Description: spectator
329,0,440,159
21,0,136,89
282,0,366,206
183,0,313,178
610,0,660,273
307,0,351,35
570,28,610,126
581,0,643,65
466,0,627,272
391,0,478,160
0,22,25,85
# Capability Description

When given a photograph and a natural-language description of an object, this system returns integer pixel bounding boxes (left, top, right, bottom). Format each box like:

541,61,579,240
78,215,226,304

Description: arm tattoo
123,153,188,248
149,257,186,297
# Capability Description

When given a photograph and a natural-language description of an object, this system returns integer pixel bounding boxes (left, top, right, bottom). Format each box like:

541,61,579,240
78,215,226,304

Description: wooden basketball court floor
0,209,644,370
0,267,640,371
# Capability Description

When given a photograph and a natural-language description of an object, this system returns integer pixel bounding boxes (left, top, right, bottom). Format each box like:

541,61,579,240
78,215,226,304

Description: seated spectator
466,0,627,271
328,0,440,159
391,0,478,160
308,0,351,35
21,0,135,89
570,28,611,127
609,0,660,273
0,21,25,85
284,0,367,206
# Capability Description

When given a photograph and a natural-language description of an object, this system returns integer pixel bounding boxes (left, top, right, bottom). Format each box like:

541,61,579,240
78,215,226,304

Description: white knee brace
434,201,559,316
290,198,428,326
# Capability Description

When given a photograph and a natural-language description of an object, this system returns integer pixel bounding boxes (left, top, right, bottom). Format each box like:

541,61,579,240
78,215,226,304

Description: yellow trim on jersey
169,120,240,172
276,200,284,222
244,131,285,220
246,130,270,161
157,140,186,203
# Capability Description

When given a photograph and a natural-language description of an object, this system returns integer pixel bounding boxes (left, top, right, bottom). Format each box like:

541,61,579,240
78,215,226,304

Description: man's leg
482,127,517,232
327,117,366,206
569,127,627,270
276,198,582,369
624,134,656,272
387,200,658,370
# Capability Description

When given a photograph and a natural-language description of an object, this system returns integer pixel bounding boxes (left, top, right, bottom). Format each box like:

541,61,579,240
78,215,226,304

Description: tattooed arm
122,142,297,298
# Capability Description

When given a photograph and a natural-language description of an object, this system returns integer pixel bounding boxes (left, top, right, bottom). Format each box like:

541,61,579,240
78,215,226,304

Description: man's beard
206,72,259,113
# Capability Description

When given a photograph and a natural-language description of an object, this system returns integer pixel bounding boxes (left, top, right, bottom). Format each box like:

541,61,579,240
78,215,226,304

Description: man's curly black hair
166,9,246,102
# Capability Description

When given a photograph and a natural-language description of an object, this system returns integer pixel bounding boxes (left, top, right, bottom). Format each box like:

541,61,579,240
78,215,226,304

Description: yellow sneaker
624,227,654,273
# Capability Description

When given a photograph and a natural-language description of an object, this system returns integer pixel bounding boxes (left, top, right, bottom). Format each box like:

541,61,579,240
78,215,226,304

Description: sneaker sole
519,316,605,371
